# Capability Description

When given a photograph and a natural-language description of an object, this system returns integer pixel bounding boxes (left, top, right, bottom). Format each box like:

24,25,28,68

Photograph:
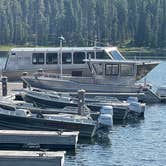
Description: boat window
32,53,44,64
46,53,58,64
73,52,85,64
62,52,72,64
109,50,124,60
72,71,83,76
120,64,134,76
87,52,95,59
96,51,110,59
92,63,103,75
11,52,16,55
105,64,119,76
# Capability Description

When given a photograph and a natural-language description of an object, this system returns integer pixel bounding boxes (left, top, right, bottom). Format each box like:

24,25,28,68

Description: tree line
0,0,165,48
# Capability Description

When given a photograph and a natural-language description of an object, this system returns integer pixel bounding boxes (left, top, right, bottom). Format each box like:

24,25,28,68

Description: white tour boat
2,46,159,81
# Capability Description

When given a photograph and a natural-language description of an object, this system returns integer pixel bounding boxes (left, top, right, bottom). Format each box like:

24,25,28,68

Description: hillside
0,0,166,48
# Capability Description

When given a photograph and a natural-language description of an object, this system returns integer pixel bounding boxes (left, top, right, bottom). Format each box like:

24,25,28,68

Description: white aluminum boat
22,59,160,103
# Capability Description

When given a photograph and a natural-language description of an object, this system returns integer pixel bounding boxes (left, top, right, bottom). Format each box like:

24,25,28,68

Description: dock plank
0,150,65,166
0,130,79,150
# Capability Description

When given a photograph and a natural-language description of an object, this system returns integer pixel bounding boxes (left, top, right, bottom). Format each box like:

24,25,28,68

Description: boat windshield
92,63,103,75
96,51,110,59
109,50,124,60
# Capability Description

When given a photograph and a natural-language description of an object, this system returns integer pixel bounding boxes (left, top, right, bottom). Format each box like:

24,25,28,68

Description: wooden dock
0,150,65,166
0,130,79,150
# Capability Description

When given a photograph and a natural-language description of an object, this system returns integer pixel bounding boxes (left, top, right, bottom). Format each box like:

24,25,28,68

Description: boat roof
10,46,118,52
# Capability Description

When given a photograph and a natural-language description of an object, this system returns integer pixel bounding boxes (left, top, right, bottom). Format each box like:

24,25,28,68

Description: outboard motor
127,97,145,116
98,106,113,130
156,86,166,97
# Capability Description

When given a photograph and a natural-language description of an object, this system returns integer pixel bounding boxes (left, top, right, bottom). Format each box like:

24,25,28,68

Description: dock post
78,89,85,115
22,72,28,88
1,76,8,96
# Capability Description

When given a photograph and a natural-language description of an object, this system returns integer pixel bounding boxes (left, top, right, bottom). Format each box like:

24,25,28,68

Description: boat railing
63,106,78,112
92,96,121,103
33,70,95,82
63,106,91,116
33,71,71,79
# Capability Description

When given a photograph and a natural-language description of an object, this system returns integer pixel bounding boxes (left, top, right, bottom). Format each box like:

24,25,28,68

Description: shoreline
0,46,166,59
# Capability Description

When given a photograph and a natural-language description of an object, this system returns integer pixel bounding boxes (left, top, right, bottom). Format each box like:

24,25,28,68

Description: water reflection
113,115,144,127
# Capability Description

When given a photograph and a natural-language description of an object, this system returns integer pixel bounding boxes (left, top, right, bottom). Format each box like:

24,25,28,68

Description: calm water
0,56,6,71
65,105,166,166
65,62,166,166
0,57,166,165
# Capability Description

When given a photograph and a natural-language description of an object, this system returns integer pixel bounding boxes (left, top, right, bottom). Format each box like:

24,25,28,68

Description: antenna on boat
94,36,97,59
58,35,65,78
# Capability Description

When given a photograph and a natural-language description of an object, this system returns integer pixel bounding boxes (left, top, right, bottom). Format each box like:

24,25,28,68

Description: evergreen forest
0,0,166,48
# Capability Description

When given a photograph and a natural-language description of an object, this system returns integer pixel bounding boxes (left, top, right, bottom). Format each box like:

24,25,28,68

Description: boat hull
22,76,160,103
0,113,96,138
22,92,128,121
23,76,141,93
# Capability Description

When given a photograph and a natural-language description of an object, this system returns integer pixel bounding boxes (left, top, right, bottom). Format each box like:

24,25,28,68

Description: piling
78,89,85,115
1,76,8,96
22,72,28,88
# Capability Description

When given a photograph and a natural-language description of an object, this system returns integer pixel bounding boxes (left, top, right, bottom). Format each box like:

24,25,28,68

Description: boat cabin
2,46,158,81
6,47,125,67
88,59,136,76
84,59,137,85
2,47,125,80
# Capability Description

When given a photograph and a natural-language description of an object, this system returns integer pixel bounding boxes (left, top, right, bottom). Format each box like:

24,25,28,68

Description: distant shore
0,46,166,59
120,47,166,59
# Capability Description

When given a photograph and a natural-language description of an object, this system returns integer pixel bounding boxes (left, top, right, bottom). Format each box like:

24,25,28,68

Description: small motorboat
0,101,113,138
21,88,129,121
21,88,145,120
21,59,160,103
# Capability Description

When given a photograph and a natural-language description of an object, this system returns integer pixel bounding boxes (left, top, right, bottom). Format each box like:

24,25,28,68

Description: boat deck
0,130,78,150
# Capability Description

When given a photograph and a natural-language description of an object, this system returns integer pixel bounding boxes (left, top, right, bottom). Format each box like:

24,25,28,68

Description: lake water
0,56,6,71
66,62,166,166
0,57,166,165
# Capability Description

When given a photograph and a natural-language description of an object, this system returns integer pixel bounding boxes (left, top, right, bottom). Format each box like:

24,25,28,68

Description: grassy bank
119,47,166,59
0,45,17,51
119,47,166,53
